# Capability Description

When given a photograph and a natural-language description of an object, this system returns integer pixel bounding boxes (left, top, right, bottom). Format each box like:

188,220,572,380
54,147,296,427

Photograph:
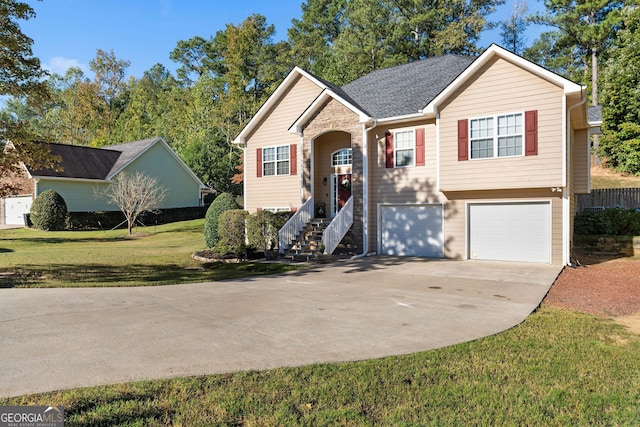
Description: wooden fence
577,188,640,212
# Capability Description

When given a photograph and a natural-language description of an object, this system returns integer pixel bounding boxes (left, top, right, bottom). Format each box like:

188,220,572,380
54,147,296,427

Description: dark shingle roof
588,105,602,123
340,55,474,119
27,138,159,180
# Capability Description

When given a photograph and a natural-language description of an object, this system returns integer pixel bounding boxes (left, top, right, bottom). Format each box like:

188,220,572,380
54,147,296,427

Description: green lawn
1,307,638,426
0,219,299,287
2,220,638,424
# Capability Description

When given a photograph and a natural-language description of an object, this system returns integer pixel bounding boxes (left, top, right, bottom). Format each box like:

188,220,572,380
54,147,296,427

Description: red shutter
290,144,297,175
525,110,538,156
385,132,394,168
256,148,262,177
415,128,425,166
457,119,468,161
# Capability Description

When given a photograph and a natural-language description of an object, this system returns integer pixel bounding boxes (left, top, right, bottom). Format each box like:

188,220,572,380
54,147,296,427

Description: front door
331,174,352,217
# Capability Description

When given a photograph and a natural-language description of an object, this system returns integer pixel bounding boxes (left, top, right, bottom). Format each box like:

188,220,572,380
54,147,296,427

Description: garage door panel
381,205,443,258
470,203,550,263
3,196,32,225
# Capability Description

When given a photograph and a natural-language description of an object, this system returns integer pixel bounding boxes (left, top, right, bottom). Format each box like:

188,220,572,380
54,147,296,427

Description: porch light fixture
323,177,328,186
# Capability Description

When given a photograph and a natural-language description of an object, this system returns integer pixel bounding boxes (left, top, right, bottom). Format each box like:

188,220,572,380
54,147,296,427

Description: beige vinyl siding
572,129,590,195
245,75,323,212
367,120,443,253
443,189,563,264
439,57,565,191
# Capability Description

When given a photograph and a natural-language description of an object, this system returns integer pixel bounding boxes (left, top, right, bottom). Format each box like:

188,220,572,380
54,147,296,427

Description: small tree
95,171,166,234
246,210,278,257
204,192,239,248
30,189,68,231
216,209,248,257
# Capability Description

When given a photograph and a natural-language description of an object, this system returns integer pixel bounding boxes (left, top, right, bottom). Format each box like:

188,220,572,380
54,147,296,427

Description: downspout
564,92,587,265
238,144,247,211
353,118,377,259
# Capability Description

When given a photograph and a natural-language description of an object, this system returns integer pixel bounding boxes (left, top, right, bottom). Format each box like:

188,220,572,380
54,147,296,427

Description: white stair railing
322,196,353,255
278,197,314,254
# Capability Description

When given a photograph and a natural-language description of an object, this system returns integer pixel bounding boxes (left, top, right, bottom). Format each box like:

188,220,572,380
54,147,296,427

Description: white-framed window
263,145,290,176
470,113,523,159
262,207,290,213
331,148,352,167
394,129,415,167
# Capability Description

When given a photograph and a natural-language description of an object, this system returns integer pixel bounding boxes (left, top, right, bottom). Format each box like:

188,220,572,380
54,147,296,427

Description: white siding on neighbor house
245,75,324,212
439,57,565,192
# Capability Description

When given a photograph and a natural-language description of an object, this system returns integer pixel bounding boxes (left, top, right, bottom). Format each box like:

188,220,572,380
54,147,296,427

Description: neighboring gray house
1,137,208,225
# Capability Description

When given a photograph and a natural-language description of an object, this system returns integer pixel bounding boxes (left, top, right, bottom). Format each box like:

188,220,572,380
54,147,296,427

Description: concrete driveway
0,257,561,398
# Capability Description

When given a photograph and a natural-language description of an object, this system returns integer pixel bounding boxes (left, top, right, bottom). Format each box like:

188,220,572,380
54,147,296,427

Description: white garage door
469,202,551,263
2,196,33,225
380,204,443,257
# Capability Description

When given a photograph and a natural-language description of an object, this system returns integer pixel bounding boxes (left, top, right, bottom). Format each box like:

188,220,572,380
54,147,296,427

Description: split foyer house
235,44,594,265
1,137,208,225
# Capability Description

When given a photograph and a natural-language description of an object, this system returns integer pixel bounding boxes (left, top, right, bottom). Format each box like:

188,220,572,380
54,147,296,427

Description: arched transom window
331,148,352,167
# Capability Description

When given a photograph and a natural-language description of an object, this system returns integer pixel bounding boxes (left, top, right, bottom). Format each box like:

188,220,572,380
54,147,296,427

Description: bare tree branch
95,171,166,234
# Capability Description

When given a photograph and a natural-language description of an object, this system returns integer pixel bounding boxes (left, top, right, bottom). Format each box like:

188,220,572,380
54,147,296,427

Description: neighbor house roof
26,142,121,180
25,137,203,186
588,105,602,124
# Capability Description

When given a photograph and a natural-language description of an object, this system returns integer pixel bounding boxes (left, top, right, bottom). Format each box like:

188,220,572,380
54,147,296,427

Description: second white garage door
380,204,443,258
469,202,551,263
2,196,32,225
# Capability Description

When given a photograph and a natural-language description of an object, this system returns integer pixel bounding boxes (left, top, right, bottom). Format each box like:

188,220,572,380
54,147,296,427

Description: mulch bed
545,253,640,318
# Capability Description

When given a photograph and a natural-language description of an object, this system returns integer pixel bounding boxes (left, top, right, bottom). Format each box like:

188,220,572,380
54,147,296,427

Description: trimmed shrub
30,190,68,231
204,193,239,248
574,208,640,236
247,210,277,255
216,209,248,257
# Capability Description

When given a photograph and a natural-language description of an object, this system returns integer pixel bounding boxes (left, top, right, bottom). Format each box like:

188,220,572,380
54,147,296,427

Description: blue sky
22,0,548,79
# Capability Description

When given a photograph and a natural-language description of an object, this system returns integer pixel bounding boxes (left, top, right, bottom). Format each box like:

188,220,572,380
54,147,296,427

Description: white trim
331,148,353,167
467,111,525,160
393,128,416,168
376,112,426,124
261,207,291,213
466,200,553,264
32,176,110,184
261,145,291,177
234,67,330,145
422,44,584,115
435,112,441,192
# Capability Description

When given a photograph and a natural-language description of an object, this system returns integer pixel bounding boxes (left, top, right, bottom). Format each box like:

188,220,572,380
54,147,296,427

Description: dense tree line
2,0,639,198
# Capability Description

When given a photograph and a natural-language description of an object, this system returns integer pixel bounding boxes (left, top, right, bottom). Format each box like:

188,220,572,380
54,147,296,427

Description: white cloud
42,57,89,75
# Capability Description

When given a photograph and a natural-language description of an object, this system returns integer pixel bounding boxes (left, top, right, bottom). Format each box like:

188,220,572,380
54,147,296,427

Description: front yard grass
1,306,638,425
0,219,300,287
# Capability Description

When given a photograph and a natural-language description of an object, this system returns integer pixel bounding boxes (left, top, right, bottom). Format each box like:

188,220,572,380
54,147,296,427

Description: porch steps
286,218,331,262
285,218,356,262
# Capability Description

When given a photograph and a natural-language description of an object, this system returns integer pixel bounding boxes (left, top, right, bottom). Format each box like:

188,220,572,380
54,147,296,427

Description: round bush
204,192,239,248
30,190,68,231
